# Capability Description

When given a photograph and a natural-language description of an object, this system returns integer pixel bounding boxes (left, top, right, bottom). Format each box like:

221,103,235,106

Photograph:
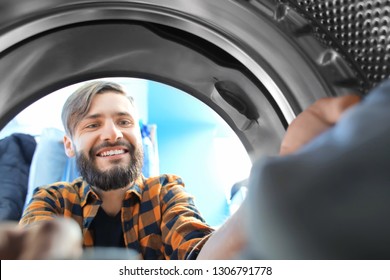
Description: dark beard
76,140,144,191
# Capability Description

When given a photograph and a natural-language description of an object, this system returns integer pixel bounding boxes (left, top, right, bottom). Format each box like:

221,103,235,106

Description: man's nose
100,121,123,142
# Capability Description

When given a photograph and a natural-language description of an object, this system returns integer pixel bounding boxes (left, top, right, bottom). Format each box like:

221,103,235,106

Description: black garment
89,207,125,247
0,133,36,221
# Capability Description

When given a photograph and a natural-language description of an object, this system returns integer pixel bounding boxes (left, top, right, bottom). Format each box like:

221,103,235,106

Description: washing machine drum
0,0,389,258
2,0,389,157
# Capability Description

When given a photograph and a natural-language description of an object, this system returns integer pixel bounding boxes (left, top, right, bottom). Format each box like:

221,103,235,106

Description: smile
96,149,128,157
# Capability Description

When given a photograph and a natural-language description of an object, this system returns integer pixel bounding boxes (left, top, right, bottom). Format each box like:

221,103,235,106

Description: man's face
64,92,143,191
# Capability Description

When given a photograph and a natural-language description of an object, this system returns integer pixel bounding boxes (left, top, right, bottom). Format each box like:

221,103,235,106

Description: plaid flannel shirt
20,174,214,259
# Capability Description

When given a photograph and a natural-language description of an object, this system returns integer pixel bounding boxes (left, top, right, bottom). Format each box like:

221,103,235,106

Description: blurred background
0,77,251,227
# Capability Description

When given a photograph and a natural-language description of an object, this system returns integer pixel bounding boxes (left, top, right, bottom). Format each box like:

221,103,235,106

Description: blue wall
147,81,250,226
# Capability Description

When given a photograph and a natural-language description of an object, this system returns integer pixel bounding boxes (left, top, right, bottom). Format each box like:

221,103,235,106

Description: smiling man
20,81,215,259
17,79,367,260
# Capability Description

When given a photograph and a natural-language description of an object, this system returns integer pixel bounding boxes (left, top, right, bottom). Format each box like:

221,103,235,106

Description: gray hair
61,80,135,137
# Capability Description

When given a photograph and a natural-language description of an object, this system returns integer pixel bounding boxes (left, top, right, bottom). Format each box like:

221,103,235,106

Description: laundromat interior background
0,77,251,227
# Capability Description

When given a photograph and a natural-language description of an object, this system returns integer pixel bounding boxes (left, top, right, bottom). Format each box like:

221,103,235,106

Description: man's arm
157,175,215,260
20,187,62,226
196,202,247,259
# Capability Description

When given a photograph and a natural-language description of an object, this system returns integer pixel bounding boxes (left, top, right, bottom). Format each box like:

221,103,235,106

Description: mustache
89,140,134,158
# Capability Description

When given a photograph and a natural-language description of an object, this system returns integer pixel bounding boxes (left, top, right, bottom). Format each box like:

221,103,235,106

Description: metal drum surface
0,0,377,158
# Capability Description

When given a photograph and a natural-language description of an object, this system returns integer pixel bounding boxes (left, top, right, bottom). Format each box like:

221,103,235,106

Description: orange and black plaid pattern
20,174,214,259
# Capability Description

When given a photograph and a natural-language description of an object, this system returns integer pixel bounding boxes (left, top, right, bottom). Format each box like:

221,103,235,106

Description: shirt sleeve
19,186,64,226
158,175,215,260
185,232,213,260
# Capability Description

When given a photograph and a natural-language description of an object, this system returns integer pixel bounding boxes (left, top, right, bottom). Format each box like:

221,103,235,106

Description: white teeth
100,149,125,157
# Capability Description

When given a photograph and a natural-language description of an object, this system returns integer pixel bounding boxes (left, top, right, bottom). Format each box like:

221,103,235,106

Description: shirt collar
79,175,145,207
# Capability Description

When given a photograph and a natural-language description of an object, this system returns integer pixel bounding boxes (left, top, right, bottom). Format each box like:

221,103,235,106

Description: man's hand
280,95,361,155
0,218,82,259
197,203,247,259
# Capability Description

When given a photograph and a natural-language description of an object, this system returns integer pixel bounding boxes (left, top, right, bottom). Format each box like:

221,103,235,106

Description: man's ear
63,135,75,158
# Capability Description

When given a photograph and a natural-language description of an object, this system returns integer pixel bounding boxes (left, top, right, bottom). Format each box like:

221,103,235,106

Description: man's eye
85,123,99,129
119,120,132,126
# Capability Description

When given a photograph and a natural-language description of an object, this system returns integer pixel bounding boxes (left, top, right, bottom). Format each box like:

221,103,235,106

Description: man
18,79,364,260
20,81,214,260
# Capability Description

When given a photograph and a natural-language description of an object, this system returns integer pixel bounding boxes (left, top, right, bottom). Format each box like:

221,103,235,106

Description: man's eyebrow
83,113,102,120
83,112,133,120
117,112,133,117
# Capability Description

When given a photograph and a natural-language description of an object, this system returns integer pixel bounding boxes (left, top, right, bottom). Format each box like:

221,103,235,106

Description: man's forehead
88,93,137,113
73,93,139,125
